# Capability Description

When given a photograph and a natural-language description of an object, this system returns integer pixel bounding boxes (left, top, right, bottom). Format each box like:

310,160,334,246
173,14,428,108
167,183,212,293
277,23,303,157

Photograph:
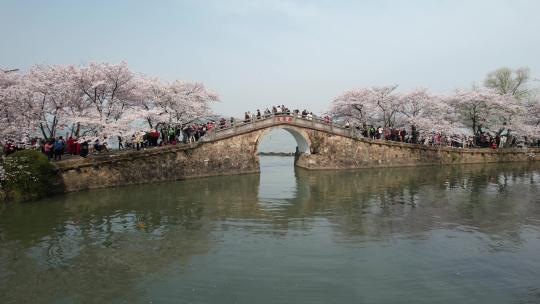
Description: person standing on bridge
118,135,124,150
324,115,330,124
169,125,176,143
257,109,261,119
53,136,65,161
44,140,53,161
220,117,227,129
80,140,89,157
135,132,143,150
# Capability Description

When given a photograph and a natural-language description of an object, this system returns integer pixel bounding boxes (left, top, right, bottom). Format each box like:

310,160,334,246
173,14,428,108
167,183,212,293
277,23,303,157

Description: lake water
1,143,540,303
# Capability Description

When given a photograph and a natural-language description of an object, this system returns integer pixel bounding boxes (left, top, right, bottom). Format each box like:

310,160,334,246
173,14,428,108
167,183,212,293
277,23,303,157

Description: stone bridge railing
202,114,353,142
202,114,540,155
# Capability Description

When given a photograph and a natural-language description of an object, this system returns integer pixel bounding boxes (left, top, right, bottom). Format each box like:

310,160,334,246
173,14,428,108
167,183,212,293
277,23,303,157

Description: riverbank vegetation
329,67,539,141
0,150,57,203
0,62,219,144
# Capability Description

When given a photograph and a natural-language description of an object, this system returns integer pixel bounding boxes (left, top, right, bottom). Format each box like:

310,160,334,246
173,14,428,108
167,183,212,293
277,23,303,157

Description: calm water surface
1,157,540,304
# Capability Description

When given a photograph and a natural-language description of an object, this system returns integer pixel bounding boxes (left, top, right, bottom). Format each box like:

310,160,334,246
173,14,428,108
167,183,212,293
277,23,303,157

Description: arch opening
256,126,311,156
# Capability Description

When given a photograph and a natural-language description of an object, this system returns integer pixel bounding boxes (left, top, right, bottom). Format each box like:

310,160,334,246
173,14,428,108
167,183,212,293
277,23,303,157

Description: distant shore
258,152,295,156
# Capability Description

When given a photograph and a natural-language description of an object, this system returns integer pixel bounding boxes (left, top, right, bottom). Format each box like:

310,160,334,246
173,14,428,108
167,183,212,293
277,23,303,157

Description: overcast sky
1,0,539,116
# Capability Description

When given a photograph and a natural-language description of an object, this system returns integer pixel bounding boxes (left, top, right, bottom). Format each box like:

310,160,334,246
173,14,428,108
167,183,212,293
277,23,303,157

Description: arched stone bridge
55,114,540,192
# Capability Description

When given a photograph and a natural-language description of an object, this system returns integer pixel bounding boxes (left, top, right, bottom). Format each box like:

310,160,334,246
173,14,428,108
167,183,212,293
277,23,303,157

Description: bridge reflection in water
257,129,299,204
1,162,539,303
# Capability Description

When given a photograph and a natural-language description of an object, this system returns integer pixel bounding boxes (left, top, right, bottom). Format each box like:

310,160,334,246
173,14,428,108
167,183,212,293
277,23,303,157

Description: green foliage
484,67,530,99
0,150,57,203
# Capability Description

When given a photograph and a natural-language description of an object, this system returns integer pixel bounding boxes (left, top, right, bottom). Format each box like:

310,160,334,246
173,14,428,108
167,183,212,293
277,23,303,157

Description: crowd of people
2,136,107,160
0,122,213,161
125,123,217,149
343,123,535,148
1,106,538,161
242,105,316,122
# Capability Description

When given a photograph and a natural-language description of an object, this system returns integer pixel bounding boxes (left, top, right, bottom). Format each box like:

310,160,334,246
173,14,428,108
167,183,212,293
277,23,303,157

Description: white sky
1,0,539,116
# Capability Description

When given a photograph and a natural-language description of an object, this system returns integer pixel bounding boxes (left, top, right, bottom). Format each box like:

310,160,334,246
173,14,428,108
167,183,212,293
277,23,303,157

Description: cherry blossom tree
129,77,219,130
0,71,39,143
0,69,20,88
519,98,540,139
330,86,462,134
328,88,378,125
482,67,539,141
446,87,538,140
398,88,459,135
446,87,505,134
1,62,220,145
0,72,21,142
527,99,540,127
74,61,137,137
490,94,526,131
26,64,84,139
129,76,166,129
160,81,219,124
329,85,400,127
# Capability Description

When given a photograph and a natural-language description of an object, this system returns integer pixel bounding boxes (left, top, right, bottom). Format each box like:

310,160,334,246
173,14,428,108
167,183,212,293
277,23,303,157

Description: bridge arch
255,125,312,155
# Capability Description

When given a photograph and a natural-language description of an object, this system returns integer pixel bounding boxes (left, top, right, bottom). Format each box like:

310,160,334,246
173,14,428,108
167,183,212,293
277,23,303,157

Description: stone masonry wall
296,130,540,170
55,132,262,192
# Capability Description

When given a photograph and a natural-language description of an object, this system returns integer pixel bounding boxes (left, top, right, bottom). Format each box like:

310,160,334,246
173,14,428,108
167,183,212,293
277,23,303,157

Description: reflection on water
258,156,297,205
0,159,539,303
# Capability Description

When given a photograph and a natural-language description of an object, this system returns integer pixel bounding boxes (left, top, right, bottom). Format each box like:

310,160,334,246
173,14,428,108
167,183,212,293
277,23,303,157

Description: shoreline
258,152,295,156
